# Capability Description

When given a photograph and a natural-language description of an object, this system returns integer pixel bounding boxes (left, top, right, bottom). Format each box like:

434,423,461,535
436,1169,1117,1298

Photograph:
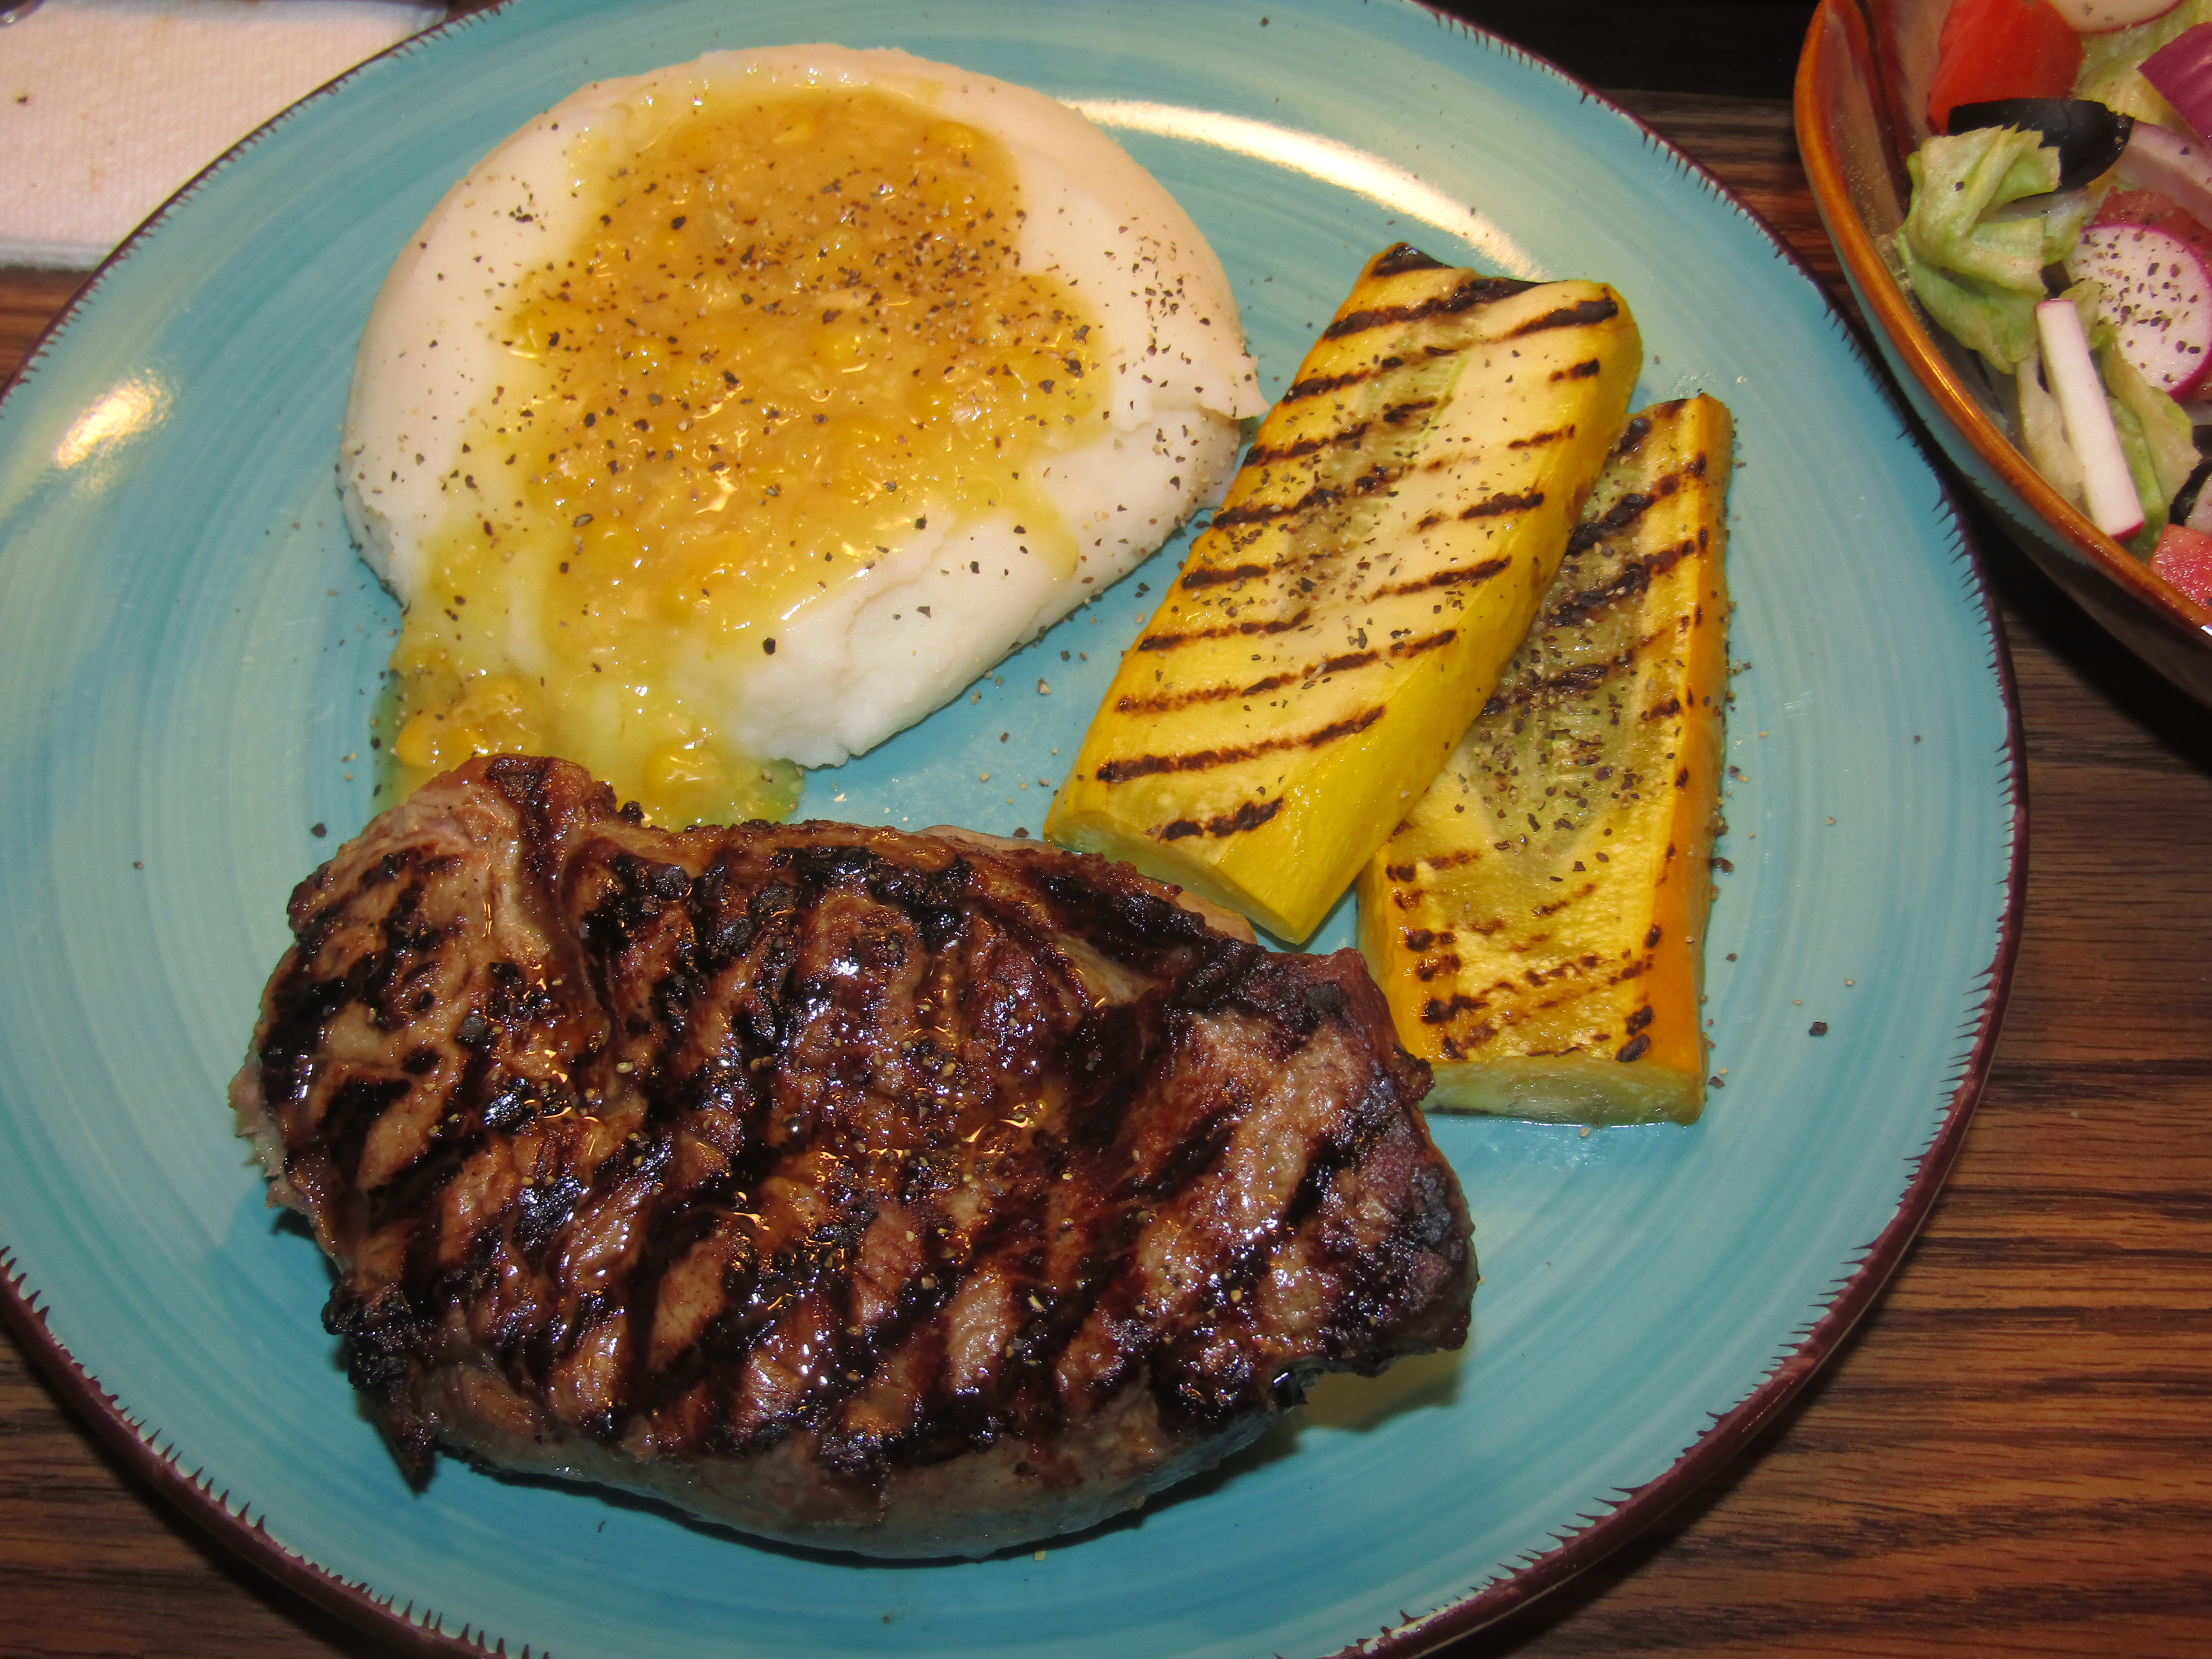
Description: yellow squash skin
1044,245,1641,942
1358,395,1733,1124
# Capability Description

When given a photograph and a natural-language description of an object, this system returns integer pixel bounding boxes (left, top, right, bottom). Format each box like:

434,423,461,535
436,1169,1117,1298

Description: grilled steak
233,755,1471,1557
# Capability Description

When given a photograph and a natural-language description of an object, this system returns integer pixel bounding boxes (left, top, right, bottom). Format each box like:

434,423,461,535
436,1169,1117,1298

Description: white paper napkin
0,0,446,267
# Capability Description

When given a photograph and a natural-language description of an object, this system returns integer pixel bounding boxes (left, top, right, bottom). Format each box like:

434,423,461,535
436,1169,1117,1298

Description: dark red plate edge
0,4,2029,1657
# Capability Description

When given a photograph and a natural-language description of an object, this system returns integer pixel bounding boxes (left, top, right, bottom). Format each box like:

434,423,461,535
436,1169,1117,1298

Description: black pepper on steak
231,755,1472,1557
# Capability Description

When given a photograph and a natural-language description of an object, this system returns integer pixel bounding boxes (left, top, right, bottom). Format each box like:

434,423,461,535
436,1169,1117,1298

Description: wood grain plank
0,267,85,388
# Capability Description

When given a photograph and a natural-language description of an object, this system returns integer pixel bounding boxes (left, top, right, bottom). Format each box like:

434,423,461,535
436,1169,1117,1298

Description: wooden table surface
3,6,2209,1656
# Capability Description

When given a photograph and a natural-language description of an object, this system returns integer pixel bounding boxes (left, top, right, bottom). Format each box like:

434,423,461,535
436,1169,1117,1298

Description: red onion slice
2142,24,2212,141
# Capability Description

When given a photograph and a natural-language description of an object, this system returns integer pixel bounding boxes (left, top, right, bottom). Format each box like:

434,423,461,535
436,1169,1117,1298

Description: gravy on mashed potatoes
341,46,1260,827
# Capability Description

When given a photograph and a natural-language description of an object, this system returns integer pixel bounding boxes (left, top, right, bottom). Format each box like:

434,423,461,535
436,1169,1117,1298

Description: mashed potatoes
341,46,1260,826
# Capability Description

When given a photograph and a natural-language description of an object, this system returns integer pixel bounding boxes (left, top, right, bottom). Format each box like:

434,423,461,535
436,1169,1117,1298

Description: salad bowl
1798,0,2212,704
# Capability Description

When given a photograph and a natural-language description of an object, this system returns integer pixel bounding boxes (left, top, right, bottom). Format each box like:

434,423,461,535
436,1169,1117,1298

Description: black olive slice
2169,456,2212,529
1945,98,2136,192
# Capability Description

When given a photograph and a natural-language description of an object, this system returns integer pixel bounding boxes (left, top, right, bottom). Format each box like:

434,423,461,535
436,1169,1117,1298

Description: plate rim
0,1,2030,1653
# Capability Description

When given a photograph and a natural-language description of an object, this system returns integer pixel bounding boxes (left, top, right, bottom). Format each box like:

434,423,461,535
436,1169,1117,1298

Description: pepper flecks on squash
1357,394,1734,1125
1044,244,1642,943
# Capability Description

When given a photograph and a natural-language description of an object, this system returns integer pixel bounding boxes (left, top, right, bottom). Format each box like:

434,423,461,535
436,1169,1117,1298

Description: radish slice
2141,24,2212,142
2065,222,2212,397
2048,0,2183,29
2020,349,2091,510
2037,299,2148,538
2116,122,2212,228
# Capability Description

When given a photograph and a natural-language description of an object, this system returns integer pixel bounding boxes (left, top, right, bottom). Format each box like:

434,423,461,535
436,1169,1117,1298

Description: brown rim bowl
1797,0,2212,704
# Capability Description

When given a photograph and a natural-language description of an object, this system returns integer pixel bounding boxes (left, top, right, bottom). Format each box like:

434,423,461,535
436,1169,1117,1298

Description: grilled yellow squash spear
1358,395,1733,1124
1044,244,1641,942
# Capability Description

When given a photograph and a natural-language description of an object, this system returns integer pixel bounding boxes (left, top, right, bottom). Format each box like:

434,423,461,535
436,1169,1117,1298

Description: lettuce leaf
2106,389,2167,550
1903,129,2060,285
1896,237,2039,367
1896,128,2075,373
2104,336,2198,505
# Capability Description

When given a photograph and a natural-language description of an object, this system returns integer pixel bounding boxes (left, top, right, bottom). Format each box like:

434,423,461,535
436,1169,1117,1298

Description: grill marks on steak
234,755,1471,1555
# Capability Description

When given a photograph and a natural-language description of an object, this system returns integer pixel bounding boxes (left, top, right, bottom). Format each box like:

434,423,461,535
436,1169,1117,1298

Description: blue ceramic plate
0,1,2019,1654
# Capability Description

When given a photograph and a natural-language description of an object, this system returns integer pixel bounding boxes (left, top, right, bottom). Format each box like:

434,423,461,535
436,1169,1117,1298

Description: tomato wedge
2094,188,2212,262
1929,0,2086,131
2152,523,2212,603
